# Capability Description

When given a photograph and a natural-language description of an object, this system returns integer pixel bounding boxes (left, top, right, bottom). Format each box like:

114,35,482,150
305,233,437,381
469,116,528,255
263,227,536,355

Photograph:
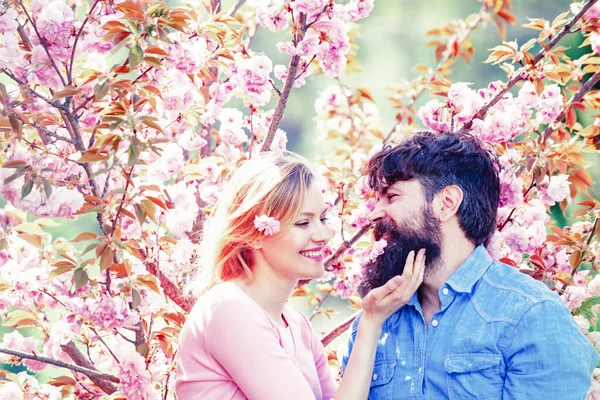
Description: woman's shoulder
192,282,258,315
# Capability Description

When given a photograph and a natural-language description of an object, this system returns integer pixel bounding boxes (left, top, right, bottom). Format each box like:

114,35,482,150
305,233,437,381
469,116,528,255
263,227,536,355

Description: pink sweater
175,282,337,400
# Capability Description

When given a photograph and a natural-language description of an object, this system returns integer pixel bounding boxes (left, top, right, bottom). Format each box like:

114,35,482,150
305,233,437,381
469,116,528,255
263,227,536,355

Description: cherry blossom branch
0,346,120,386
140,248,194,312
60,341,118,394
69,0,101,84
321,312,358,347
309,292,331,322
466,0,598,128
17,0,67,87
260,13,307,152
324,223,373,270
498,180,537,232
540,71,600,143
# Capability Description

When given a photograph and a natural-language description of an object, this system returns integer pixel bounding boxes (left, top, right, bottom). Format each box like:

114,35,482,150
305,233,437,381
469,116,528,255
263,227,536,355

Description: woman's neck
234,265,296,327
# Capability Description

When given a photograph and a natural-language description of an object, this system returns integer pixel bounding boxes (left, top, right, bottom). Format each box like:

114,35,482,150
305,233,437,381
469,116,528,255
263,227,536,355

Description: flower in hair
254,215,280,236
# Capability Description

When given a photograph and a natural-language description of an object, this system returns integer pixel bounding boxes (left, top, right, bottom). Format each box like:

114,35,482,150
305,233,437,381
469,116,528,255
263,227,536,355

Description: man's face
359,179,442,296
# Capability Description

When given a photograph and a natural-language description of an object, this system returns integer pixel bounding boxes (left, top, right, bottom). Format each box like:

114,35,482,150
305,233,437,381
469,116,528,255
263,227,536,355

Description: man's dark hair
367,131,500,247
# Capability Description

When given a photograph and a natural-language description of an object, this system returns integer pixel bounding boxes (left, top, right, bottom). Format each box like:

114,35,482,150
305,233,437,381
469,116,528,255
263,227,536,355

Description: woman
176,151,424,399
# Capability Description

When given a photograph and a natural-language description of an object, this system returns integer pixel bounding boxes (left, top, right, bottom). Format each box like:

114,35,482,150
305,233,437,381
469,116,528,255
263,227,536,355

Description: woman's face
257,183,332,281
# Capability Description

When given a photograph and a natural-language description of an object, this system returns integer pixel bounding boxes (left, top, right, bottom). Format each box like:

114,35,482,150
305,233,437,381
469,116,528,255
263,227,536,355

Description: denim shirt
342,245,599,400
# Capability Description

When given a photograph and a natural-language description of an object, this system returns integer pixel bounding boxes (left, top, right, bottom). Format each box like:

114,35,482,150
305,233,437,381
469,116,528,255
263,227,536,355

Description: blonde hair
188,151,315,298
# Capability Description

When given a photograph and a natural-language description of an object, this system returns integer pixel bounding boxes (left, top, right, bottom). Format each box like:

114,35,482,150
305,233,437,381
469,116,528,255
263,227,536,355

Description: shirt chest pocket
368,360,396,400
444,353,503,400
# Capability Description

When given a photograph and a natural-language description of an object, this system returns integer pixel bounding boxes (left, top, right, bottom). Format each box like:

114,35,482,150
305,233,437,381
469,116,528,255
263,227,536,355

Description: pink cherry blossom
536,84,563,125
256,1,289,32
254,215,280,235
540,174,571,205
0,7,18,33
418,99,452,133
118,351,155,400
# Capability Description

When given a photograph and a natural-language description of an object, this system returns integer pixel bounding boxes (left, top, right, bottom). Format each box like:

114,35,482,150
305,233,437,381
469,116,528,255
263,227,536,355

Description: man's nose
368,201,385,223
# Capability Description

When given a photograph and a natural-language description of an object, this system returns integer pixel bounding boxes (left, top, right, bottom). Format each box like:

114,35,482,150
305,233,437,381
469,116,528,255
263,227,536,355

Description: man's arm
502,300,599,399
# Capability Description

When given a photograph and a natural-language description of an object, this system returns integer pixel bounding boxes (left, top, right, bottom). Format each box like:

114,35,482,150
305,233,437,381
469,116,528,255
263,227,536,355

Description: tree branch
465,0,598,129
140,248,194,312
320,312,358,347
69,0,101,84
260,14,307,152
0,346,120,386
60,341,118,394
540,71,600,143
324,223,373,270
228,0,246,17
18,0,67,87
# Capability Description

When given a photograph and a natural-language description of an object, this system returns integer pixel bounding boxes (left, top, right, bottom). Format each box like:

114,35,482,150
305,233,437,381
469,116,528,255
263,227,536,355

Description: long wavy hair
187,151,315,298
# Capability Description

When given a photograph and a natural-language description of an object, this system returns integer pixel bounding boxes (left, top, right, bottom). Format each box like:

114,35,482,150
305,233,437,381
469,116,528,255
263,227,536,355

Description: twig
0,346,120,385
320,312,358,347
140,248,194,312
324,223,373,270
559,217,599,295
540,71,600,143
309,292,330,322
18,0,67,87
228,0,246,17
90,328,120,365
498,180,536,232
69,0,101,84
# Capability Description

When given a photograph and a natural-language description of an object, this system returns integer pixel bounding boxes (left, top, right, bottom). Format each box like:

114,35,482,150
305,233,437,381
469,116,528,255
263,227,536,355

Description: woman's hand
361,248,425,326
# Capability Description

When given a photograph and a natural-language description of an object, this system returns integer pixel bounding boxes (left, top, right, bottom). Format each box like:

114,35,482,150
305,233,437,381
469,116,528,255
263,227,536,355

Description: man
342,131,599,399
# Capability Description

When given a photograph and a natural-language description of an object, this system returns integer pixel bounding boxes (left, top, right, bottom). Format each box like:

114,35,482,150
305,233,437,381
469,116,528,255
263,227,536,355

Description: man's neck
419,236,476,324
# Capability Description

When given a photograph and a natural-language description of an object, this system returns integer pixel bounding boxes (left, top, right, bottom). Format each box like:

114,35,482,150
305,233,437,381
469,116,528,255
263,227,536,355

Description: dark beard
358,205,442,297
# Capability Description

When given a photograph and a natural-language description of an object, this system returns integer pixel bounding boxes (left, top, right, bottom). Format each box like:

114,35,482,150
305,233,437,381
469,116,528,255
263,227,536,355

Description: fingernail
394,275,402,283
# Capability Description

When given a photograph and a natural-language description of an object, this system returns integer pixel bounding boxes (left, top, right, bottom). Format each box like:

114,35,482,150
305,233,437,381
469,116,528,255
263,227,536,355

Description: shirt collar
445,245,493,294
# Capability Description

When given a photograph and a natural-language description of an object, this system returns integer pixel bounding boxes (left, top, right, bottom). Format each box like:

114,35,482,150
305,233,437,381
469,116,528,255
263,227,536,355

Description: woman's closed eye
294,216,329,227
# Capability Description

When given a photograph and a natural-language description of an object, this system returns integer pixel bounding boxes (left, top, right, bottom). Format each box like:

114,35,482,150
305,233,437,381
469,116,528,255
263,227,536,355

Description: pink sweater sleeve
205,300,317,400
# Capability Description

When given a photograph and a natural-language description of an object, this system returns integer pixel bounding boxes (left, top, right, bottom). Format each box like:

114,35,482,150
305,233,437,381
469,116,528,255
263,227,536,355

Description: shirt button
442,288,449,295
432,319,439,327
372,373,378,381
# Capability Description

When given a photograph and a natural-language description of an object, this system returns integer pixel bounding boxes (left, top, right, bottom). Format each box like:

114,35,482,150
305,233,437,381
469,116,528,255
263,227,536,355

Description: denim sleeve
341,314,361,374
502,299,599,399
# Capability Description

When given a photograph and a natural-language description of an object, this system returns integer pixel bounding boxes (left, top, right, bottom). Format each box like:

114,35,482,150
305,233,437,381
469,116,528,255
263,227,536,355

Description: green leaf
136,343,149,358
574,296,600,320
129,45,144,69
21,179,33,199
94,81,109,100
43,178,52,199
131,288,141,309
74,269,89,290
48,265,74,280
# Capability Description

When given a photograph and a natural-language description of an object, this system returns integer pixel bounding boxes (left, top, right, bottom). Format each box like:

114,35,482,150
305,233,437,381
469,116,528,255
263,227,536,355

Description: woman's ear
438,185,463,222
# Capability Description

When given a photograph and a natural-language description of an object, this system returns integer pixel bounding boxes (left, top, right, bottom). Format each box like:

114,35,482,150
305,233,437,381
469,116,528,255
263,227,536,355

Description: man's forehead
378,180,416,194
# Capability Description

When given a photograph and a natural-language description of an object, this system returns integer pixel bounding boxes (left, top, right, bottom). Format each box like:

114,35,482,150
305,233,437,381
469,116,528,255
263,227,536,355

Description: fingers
367,274,403,304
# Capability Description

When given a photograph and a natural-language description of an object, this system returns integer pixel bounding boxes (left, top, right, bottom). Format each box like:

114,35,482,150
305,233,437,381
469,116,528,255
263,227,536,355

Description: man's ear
437,185,463,222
